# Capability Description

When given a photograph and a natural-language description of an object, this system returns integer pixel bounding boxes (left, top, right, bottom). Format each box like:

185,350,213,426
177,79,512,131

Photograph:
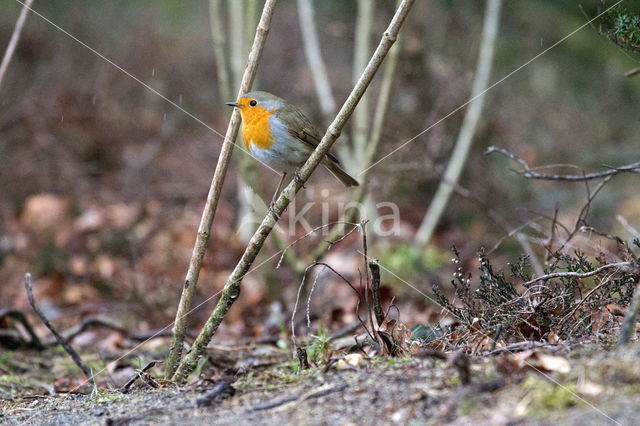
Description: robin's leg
294,168,306,189
269,172,287,219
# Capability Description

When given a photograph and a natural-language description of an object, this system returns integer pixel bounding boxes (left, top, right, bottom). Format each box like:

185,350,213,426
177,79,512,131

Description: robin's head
226,91,284,121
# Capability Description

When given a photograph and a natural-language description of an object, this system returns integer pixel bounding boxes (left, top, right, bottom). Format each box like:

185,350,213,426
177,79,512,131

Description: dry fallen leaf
534,353,571,374
578,380,603,396
335,353,365,369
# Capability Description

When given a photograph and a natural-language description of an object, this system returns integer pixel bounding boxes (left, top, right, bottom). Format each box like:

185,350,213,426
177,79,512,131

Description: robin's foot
294,169,306,188
269,202,281,220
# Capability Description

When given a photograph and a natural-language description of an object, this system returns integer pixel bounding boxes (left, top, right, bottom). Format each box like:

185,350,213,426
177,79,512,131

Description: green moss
522,376,582,417
306,326,331,365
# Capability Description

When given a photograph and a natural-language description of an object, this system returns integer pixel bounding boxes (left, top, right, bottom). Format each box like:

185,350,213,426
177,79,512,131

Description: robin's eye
249,100,257,107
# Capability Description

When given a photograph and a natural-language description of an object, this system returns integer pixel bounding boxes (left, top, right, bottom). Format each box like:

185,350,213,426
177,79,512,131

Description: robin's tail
323,159,359,187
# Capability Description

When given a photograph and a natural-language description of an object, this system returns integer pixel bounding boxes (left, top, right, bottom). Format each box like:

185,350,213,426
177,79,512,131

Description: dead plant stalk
165,0,279,379
171,0,416,383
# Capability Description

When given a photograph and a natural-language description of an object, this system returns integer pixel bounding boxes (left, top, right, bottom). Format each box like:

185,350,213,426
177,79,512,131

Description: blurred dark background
1,0,638,341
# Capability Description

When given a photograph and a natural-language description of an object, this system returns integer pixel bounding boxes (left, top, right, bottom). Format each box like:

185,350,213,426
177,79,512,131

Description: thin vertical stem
297,0,336,121
209,0,231,102
165,0,279,379
0,0,35,90
351,0,373,171
414,0,503,247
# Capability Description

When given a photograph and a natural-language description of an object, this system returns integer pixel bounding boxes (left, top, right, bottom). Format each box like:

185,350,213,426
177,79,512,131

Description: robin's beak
225,102,242,108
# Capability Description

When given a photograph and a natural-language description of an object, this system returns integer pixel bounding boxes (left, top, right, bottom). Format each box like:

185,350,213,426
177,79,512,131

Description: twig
447,180,545,276
555,175,614,254
306,265,326,331
0,309,44,350
625,66,640,78
369,260,384,326
297,0,336,120
556,271,618,330
414,0,503,247
252,384,348,411
292,261,373,348
523,262,635,287
195,382,236,407
328,321,361,342
165,0,278,379
487,340,559,355
486,146,640,181
0,0,34,90
171,0,415,384
120,360,161,393
617,214,640,239
24,273,95,388
275,221,360,271
60,317,128,344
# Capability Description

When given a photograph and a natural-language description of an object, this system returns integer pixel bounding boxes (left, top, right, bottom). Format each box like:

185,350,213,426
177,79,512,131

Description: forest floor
1,338,639,425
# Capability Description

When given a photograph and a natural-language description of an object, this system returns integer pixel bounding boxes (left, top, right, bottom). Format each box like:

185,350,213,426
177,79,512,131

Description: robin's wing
281,104,341,164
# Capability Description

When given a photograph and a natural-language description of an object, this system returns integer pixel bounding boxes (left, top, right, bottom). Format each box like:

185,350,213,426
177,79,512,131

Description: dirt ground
2,344,639,426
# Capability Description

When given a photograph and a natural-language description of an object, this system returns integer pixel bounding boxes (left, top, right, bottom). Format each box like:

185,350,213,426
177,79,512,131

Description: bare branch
0,0,34,90
486,146,640,181
165,0,279,379
523,262,636,287
625,66,640,78
24,273,95,388
171,0,416,384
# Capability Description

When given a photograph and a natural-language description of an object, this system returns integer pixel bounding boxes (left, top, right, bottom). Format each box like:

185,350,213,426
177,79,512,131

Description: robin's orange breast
240,107,273,150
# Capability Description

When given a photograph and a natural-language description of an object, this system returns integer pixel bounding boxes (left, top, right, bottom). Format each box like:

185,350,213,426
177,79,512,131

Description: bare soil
2,346,639,425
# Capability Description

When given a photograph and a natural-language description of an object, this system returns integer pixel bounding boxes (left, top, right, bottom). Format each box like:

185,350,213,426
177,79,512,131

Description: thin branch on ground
0,309,45,350
251,384,347,412
0,0,34,90
625,66,640,77
414,0,503,247
171,0,415,383
486,146,640,181
523,262,636,287
120,360,161,393
24,273,95,388
165,0,278,378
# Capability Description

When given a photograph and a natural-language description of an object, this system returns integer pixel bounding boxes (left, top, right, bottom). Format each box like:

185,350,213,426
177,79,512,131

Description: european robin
226,91,359,203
